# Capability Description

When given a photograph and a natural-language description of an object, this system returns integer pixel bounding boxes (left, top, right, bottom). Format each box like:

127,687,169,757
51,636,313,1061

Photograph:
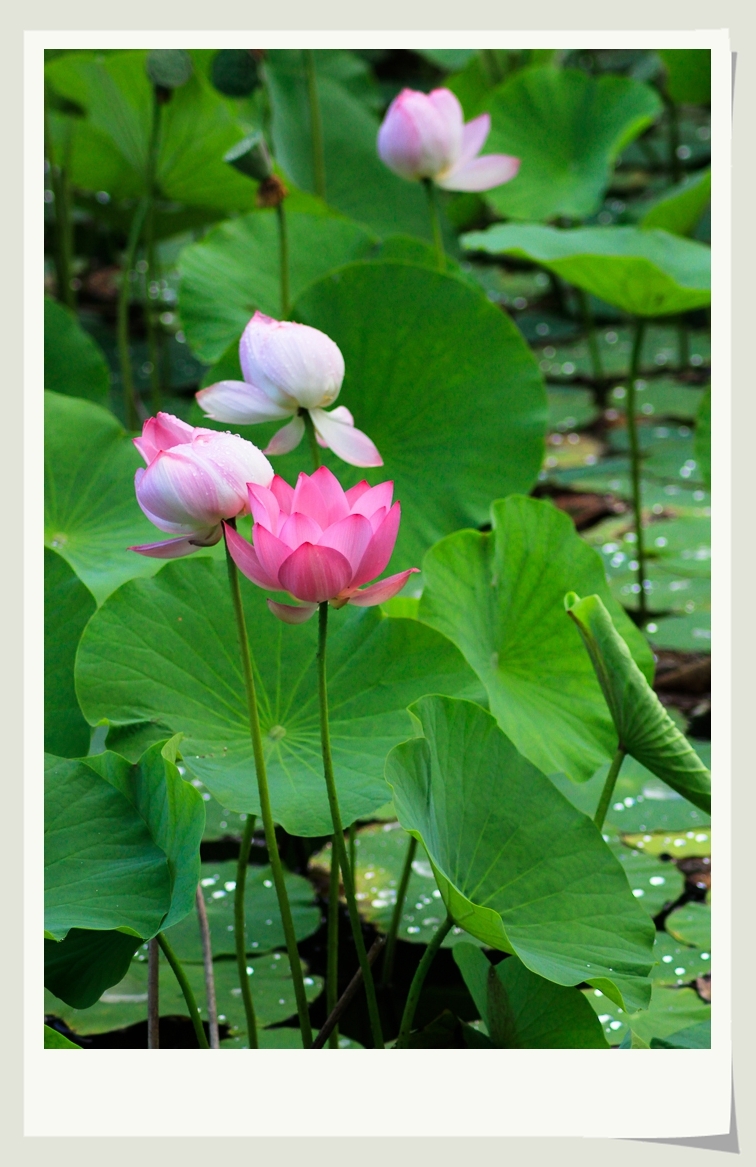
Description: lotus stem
195,884,220,1048
626,319,648,617
303,409,321,470
276,201,290,317
44,87,76,311
577,287,604,381
317,601,385,1048
422,178,445,272
147,937,159,1048
594,747,627,831
395,914,454,1048
234,813,259,1048
116,198,148,430
157,933,209,1049
313,935,386,1049
327,841,340,1048
145,90,163,412
381,834,417,988
224,523,314,1047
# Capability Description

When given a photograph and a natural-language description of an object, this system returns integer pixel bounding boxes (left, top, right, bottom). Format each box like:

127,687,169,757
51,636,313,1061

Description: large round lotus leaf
480,67,662,221
419,495,654,783
44,297,110,402
75,557,483,837
178,210,376,363
658,50,711,105
640,169,711,237
45,548,96,758
45,51,260,212
44,951,322,1036
163,861,321,961
44,755,171,941
45,929,142,1009
386,695,655,1013
309,823,486,949
462,224,710,317
194,261,546,584
265,50,432,239
453,945,608,1048
44,392,190,605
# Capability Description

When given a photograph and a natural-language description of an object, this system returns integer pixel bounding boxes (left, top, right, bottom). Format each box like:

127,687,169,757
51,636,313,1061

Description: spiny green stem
304,49,326,199
422,178,445,272
145,90,163,412
157,933,209,1048
317,602,384,1048
234,814,259,1048
626,319,648,618
327,841,340,1049
116,199,148,430
396,915,454,1048
195,884,220,1048
224,526,314,1047
577,287,604,381
147,937,159,1048
381,834,417,988
303,410,321,470
276,201,290,317
593,747,627,831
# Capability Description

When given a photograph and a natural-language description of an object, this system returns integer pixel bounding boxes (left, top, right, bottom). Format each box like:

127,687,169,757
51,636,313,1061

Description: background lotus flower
377,87,520,192
196,312,383,469
130,412,273,558
224,465,418,623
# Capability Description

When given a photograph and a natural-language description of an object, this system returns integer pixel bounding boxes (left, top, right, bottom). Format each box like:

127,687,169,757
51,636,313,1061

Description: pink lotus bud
377,87,520,193
196,313,382,469
224,465,418,620
130,419,273,559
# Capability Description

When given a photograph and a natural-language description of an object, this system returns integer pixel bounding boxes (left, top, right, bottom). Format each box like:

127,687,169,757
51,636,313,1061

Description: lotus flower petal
377,88,452,180
309,408,383,469
278,543,353,603
345,480,372,507
270,474,295,516
240,311,344,411
279,511,323,552
456,112,490,168
133,413,200,465
196,380,293,425
129,531,221,559
267,600,318,625
318,513,374,577
437,152,521,192
350,502,401,587
247,482,281,534
290,470,331,528
224,522,281,590
310,465,350,525
347,568,420,607
253,522,294,584
263,414,305,457
348,480,394,520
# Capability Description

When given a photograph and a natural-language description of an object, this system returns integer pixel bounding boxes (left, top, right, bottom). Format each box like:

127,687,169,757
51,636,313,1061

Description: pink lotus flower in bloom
129,412,273,559
196,312,382,469
377,87,520,192
224,465,419,624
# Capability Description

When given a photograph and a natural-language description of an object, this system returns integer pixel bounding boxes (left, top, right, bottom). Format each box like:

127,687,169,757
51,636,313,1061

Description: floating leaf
609,843,684,917
652,931,710,986
651,1019,710,1048
419,495,654,783
564,592,711,811
462,224,710,317
585,983,709,1046
163,861,320,961
45,929,142,1009
665,902,710,949
44,297,110,402
76,558,483,837
695,387,711,489
481,68,662,220
386,696,655,1012
178,210,376,363
640,169,711,236
45,548,96,757
44,951,322,1036
646,613,711,652
309,823,485,948
622,829,711,859
44,754,171,940
453,945,609,1048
